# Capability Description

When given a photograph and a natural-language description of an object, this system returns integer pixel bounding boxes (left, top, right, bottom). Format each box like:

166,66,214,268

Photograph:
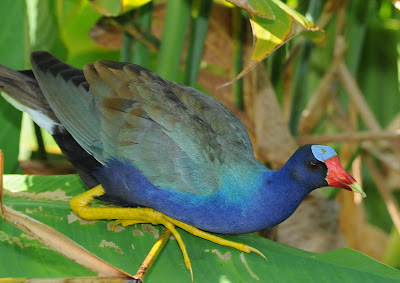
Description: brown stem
338,63,381,131
2,205,130,277
364,154,400,235
297,130,400,144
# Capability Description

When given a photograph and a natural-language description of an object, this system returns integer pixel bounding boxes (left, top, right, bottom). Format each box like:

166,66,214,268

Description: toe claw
162,220,194,280
111,220,123,231
248,246,267,260
189,264,194,282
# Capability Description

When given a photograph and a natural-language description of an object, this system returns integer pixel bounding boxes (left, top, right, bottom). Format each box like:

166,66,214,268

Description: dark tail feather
0,63,101,191
0,65,59,125
0,59,136,206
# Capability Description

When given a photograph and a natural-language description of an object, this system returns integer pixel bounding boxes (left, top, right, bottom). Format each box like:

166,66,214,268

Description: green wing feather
31,52,257,195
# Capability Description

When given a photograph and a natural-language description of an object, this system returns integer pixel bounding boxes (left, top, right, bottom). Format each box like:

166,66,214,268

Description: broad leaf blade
27,0,68,59
227,0,275,19
1,175,399,282
0,1,28,174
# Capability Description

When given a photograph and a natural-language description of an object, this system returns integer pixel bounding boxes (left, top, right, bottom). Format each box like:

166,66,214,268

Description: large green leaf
26,0,68,60
61,2,120,68
0,1,29,173
1,174,399,281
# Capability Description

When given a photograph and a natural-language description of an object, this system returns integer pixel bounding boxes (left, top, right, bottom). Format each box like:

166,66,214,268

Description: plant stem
289,0,322,136
184,0,212,87
34,122,47,161
120,31,133,62
133,2,153,68
232,6,244,110
156,0,192,81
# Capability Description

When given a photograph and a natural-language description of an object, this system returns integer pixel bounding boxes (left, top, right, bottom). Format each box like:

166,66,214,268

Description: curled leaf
226,0,326,84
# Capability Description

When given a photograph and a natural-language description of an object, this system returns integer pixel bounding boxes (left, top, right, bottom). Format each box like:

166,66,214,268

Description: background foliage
1,0,400,281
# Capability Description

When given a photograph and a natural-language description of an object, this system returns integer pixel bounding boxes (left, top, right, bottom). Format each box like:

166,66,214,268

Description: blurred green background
1,0,400,281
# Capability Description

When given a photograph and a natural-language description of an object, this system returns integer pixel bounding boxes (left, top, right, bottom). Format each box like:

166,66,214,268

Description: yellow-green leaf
122,0,152,13
90,0,151,16
229,0,326,80
270,0,325,44
226,0,275,19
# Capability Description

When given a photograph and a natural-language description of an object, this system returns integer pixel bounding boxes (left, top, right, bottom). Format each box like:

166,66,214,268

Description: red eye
308,161,319,170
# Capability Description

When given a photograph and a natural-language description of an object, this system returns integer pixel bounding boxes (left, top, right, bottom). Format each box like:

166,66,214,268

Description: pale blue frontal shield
311,145,337,162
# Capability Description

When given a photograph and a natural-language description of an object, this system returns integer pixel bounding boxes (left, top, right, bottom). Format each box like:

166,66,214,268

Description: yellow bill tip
349,182,367,198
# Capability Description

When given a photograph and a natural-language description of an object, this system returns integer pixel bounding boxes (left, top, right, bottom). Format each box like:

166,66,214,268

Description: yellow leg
70,185,194,277
70,185,266,279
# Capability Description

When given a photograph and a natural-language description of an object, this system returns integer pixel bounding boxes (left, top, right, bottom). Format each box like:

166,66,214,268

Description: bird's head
284,144,366,198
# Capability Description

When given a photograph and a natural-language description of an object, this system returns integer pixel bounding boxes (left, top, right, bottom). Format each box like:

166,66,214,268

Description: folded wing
31,51,255,196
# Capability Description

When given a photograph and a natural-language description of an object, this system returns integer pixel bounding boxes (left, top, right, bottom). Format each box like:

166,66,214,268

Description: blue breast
94,159,309,234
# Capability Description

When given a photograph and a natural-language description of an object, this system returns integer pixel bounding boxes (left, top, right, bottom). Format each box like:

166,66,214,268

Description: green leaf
58,0,84,26
227,0,274,19
0,1,30,68
61,2,120,68
90,0,151,17
26,0,68,60
90,0,122,16
1,174,399,281
132,2,153,68
0,101,23,173
228,0,326,80
0,0,29,173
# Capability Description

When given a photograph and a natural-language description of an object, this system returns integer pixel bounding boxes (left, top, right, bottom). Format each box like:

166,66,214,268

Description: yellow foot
70,185,266,279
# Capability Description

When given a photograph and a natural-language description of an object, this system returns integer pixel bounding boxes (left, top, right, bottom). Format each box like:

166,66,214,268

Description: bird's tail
0,64,60,132
0,63,103,190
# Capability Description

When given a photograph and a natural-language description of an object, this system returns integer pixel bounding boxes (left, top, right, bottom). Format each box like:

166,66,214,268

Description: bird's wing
30,51,102,159
31,52,255,195
168,81,253,153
